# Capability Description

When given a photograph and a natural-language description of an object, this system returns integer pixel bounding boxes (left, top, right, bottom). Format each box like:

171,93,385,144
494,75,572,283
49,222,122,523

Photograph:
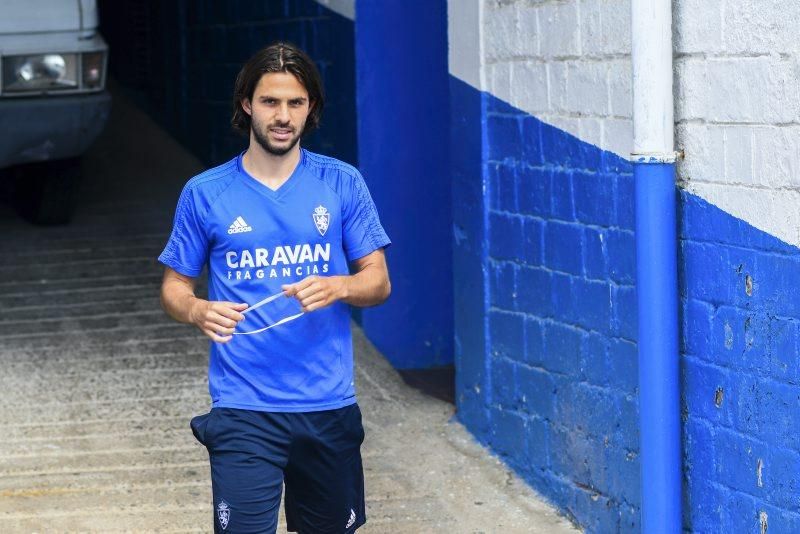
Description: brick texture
462,1,800,532
481,93,639,532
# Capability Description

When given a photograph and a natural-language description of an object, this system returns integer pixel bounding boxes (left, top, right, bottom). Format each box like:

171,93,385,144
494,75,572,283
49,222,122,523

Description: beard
251,115,305,156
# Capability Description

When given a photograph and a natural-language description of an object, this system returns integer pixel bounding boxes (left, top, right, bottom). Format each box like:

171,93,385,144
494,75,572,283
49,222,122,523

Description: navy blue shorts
190,403,366,533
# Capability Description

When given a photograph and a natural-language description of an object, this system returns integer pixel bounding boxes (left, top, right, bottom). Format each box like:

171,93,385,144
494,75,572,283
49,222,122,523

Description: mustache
269,124,294,131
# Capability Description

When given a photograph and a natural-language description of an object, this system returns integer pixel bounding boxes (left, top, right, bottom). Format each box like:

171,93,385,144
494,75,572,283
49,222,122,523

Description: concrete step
0,396,208,426
0,273,163,296
0,296,162,322
0,244,163,268
0,418,191,448
0,494,453,533
0,415,191,442
0,421,192,454
0,499,210,532
0,461,207,493
0,511,455,534
0,483,446,531
0,390,395,443
0,224,168,246
0,257,161,283
0,284,158,309
0,506,209,533
0,283,205,309
0,309,173,337
0,323,194,349
0,456,415,503
1,369,206,406
0,350,206,376
0,336,206,360
0,398,210,431
0,421,426,488
0,445,206,478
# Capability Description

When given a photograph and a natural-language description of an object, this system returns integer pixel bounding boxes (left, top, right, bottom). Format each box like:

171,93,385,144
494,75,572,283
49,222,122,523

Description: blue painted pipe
635,161,682,533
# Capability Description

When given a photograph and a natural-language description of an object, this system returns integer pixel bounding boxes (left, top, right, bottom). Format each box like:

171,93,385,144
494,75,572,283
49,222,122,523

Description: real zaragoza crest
312,205,330,236
217,500,230,530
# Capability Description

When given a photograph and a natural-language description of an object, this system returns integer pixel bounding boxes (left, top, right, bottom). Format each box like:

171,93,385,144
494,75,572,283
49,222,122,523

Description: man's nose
275,104,290,123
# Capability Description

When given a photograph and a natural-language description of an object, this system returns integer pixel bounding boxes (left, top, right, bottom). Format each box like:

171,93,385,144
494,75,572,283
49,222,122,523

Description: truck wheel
14,157,80,225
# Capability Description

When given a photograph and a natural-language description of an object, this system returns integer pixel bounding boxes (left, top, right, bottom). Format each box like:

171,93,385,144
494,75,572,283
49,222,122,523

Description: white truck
0,0,110,223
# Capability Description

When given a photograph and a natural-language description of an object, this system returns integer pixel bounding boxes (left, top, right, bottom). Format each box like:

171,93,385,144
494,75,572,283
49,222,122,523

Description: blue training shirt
158,147,391,412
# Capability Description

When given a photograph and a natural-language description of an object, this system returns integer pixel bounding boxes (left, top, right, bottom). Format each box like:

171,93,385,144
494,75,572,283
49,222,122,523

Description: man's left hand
282,275,347,313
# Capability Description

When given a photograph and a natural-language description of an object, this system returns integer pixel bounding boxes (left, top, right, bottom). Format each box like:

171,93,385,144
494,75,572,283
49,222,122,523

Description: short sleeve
158,184,209,276
341,170,391,262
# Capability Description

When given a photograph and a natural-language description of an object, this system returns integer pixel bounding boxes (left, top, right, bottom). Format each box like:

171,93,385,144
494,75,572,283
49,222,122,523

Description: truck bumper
0,91,111,169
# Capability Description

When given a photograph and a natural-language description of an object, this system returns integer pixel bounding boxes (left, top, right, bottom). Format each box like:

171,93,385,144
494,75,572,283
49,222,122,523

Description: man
158,42,391,533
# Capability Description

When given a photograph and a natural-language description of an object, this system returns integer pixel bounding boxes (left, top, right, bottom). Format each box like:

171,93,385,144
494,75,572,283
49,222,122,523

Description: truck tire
14,157,80,225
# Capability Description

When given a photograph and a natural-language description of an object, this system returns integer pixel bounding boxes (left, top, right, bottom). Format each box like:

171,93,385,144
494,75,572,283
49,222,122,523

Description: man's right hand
189,299,248,343
160,267,248,343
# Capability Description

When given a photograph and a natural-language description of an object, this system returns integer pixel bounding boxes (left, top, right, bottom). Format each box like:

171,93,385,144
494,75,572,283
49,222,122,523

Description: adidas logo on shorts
228,216,253,234
346,508,356,528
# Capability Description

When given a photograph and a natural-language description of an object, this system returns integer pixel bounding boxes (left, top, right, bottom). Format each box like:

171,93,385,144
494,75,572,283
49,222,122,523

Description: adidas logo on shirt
228,216,253,234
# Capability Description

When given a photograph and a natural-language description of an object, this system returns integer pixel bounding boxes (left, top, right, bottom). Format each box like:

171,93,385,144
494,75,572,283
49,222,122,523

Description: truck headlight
3,54,80,92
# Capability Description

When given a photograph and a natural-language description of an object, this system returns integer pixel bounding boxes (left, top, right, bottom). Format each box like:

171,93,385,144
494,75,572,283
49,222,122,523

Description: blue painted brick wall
680,192,800,533
456,85,800,532
473,93,640,532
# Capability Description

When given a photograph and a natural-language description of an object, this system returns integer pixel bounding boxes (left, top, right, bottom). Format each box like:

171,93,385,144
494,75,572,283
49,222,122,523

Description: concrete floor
0,81,580,533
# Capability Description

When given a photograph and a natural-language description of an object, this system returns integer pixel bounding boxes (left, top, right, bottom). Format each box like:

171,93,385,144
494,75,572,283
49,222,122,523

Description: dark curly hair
231,41,325,138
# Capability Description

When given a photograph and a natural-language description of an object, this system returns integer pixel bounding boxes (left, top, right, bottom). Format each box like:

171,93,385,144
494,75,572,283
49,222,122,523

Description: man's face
243,72,312,156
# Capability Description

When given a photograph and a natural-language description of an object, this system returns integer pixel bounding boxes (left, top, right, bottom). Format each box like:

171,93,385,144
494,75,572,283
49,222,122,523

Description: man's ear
241,97,252,116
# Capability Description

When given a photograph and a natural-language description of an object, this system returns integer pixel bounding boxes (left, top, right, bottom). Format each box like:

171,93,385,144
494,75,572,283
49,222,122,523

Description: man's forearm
339,264,390,307
160,279,201,325
161,268,248,342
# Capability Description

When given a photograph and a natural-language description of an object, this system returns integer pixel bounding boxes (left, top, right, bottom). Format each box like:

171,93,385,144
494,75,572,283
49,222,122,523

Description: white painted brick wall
702,56,799,124
517,4,540,57
604,117,633,159
488,62,514,109
565,60,608,115
513,61,549,114
547,61,570,113
673,0,800,246
481,0,633,162
722,0,800,55
580,0,630,56
722,126,754,187
752,126,800,188
607,59,631,118
538,2,580,58
467,0,800,246
674,122,725,185
674,58,706,120
673,0,723,54
484,2,519,62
